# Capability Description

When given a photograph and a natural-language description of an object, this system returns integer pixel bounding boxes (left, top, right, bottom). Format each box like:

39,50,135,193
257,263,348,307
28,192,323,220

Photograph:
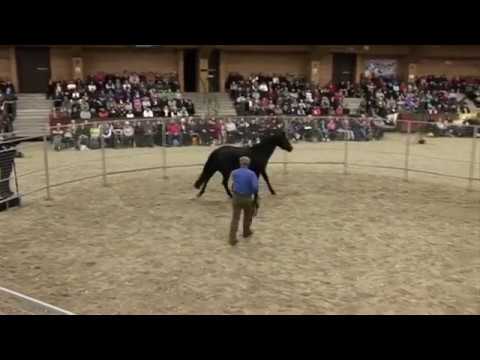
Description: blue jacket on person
231,167,258,196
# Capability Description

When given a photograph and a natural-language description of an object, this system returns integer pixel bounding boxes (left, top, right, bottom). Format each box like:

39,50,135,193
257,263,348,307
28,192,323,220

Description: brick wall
311,54,333,86
412,45,480,59
0,47,11,81
39,45,480,88
223,51,310,79
50,47,73,81
415,59,480,78
82,47,178,76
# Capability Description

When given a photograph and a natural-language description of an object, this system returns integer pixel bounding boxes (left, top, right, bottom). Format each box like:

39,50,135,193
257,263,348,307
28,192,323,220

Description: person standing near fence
229,156,258,246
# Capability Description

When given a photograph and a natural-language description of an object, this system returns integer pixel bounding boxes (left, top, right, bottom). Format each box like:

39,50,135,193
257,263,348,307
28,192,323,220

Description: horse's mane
250,132,284,150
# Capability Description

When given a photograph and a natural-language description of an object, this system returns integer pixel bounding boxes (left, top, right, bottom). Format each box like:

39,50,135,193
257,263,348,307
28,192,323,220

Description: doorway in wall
332,53,356,85
183,49,198,92
16,46,51,93
208,49,220,92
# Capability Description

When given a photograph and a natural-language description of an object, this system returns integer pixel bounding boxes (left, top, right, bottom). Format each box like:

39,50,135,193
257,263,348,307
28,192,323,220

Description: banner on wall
365,59,398,78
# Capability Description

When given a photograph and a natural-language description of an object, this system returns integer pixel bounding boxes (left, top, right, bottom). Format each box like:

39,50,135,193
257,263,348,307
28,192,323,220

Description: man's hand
253,194,259,217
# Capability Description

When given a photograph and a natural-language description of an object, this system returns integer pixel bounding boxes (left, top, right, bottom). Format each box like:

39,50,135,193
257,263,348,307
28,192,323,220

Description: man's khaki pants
229,194,254,243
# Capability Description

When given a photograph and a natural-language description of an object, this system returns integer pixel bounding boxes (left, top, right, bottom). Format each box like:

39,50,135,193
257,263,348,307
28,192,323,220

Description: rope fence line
14,146,350,181
348,163,480,181
1,119,479,205
0,286,75,315
2,159,479,206
347,147,475,164
19,187,49,198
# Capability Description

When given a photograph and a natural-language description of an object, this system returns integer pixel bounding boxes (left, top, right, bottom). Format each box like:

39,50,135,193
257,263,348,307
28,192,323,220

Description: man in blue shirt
229,156,259,245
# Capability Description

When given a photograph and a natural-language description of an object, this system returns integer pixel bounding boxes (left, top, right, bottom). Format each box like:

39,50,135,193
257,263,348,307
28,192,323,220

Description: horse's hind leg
261,170,276,195
221,171,233,198
197,172,215,197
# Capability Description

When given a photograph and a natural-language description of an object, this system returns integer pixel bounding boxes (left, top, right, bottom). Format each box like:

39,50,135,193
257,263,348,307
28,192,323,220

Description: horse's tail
194,151,217,189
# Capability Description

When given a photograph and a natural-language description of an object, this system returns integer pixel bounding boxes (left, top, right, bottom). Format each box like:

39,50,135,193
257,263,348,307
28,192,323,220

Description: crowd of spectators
51,119,162,151
0,80,17,134
226,73,357,117
462,78,480,107
427,117,480,138
48,72,195,123
227,72,480,121
49,114,392,152
44,71,480,150
359,75,478,118
287,116,386,142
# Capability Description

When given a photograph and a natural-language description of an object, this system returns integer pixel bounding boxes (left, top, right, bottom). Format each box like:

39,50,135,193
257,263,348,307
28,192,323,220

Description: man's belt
233,192,253,198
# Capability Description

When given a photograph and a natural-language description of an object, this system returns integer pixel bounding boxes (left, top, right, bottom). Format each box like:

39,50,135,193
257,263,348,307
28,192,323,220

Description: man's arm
231,169,237,193
250,171,259,195
251,171,260,217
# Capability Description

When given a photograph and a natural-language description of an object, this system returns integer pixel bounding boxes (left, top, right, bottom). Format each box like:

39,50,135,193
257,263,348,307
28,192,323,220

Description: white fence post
42,135,52,200
404,121,412,182
12,156,20,196
343,129,349,175
101,135,108,187
162,119,168,179
468,126,478,191
283,117,288,174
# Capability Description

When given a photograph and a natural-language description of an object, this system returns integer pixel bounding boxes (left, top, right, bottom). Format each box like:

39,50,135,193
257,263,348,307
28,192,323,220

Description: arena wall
0,47,11,81
415,59,480,78
310,54,333,86
50,47,73,81
412,45,480,59
222,50,310,78
82,47,178,76
6,45,480,92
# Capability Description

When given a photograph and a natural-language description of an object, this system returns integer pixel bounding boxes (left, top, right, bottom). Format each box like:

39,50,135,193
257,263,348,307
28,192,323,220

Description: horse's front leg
261,170,276,195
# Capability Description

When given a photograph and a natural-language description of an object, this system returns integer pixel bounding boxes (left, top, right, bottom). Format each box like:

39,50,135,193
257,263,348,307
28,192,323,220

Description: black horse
194,131,293,197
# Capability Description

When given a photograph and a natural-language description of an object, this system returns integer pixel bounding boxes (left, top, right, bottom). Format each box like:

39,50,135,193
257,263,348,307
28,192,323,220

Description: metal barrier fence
1,116,479,208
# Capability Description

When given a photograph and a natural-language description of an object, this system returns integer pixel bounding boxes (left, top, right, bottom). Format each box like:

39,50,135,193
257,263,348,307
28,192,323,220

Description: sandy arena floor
1,133,479,314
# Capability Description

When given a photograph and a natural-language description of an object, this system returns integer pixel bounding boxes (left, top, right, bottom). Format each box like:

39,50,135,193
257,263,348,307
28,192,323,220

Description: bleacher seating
49,72,195,127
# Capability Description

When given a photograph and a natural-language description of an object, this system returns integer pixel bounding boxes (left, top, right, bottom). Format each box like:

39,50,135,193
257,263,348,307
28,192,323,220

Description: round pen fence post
404,120,412,182
101,135,108,187
343,123,349,175
283,117,288,174
467,126,478,192
42,135,52,200
162,119,168,179
313,117,319,142
12,156,21,206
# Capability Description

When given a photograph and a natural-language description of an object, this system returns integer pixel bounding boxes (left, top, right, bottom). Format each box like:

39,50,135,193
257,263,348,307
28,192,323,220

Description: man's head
239,156,251,168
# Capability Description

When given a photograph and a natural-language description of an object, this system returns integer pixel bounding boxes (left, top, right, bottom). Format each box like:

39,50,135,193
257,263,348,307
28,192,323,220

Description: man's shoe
243,230,254,238
229,237,238,246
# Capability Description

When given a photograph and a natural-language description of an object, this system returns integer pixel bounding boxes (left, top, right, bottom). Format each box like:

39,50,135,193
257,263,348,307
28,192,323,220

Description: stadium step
343,97,363,114
14,93,52,137
184,92,237,117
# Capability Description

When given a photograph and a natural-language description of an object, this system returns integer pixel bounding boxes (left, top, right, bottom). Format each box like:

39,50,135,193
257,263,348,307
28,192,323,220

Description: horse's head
274,131,293,152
